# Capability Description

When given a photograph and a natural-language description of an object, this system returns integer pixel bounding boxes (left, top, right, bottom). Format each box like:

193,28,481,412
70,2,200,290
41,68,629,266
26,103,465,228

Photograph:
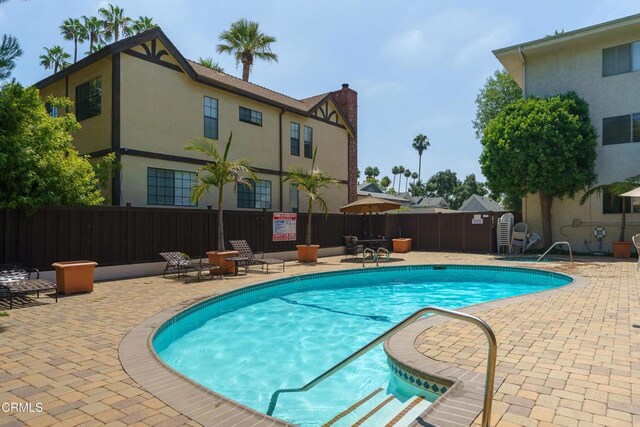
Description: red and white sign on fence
273,213,297,241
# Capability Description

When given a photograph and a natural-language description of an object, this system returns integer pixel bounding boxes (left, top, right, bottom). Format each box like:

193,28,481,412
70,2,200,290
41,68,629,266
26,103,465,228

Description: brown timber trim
122,48,184,73
112,53,122,206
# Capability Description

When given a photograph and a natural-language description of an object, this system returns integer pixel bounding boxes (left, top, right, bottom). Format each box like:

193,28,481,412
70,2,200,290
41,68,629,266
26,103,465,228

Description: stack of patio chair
158,252,220,281
344,235,364,258
510,222,528,254
0,264,57,309
633,234,640,271
228,240,285,273
497,213,514,253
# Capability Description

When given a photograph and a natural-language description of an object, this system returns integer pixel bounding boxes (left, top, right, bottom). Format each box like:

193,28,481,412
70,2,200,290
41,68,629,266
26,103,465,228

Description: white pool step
324,391,431,427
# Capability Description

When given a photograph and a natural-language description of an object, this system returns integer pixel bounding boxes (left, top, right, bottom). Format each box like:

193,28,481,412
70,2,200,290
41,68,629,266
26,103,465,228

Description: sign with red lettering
273,213,297,241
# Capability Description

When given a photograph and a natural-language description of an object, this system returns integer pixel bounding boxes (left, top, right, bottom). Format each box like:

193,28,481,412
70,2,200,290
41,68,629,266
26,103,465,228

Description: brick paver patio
0,253,638,426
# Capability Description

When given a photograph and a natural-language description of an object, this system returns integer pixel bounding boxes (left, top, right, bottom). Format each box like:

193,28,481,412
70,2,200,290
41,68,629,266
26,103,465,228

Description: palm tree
397,166,405,192
186,133,257,251
198,57,225,72
99,4,131,42
391,166,400,190
411,171,418,185
0,34,22,80
580,175,640,242
39,46,71,73
82,16,104,54
127,16,156,35
60,18,87,63
282,147,340,246
412,133,430,182
403,169,412,192
216,18,278,82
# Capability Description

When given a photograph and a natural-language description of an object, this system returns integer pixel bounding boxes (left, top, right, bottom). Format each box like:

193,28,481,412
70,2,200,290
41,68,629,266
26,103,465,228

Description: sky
2,0,639,185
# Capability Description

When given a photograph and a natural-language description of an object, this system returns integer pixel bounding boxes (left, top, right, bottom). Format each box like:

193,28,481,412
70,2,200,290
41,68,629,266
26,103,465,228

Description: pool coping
119,265,589,427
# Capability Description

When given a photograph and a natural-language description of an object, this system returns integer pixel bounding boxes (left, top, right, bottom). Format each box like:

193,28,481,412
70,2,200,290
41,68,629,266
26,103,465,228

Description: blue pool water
154,265,571,426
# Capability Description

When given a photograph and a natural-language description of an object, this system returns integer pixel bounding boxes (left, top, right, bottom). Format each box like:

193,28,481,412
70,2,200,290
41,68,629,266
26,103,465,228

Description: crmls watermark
1,402,44,413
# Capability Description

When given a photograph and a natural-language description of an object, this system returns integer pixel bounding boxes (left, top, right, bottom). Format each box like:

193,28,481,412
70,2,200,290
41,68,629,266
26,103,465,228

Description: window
75,78,101,121
239,106,262,126
602,189,639,214
45,102,59,118
603,113,640,145
290,122,300,156
204,96,218,139
603,41,640,76
289,184,299,212
304,126,313,158
237,180,271,209
147,168,197,206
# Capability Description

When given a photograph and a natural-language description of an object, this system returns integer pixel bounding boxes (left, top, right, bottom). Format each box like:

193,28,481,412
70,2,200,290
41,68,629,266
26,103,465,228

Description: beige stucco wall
39,57,113,155
520,30,640,252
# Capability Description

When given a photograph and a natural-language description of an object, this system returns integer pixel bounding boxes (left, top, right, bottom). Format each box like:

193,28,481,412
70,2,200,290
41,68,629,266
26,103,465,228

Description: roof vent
342,83,349,89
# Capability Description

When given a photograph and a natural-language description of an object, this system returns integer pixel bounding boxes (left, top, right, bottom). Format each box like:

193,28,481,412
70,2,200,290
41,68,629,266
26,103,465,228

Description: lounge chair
228,240,285,273
0,264,57,309
633,234,640,271
344,235,364,258
158,252,220,281
510,222,528,254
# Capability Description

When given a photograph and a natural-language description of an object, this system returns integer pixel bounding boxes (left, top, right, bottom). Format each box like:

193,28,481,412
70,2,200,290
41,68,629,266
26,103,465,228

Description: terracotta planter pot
392,238,412,253
612,241,632,258
297,245,319,262
207,250,238,275
51,260,97,295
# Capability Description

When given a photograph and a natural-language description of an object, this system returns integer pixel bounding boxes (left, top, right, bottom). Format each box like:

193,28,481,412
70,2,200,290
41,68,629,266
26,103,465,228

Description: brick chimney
331,83,358,202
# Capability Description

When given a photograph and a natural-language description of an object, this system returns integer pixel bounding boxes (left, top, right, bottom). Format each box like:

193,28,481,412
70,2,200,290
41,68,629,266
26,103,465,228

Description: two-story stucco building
494,14,640,253
35,27,357,214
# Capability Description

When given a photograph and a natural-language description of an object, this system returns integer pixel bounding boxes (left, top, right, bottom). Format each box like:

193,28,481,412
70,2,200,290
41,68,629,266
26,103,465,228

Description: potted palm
282,147,340,262
580,175,640,258
186,133,257,273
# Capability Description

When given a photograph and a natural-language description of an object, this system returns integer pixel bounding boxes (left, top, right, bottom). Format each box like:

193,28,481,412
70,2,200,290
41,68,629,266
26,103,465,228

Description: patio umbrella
339,195,402,238
621,186,640,206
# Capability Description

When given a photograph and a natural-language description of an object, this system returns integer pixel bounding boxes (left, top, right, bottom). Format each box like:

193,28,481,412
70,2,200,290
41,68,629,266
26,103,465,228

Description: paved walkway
0,253,638,426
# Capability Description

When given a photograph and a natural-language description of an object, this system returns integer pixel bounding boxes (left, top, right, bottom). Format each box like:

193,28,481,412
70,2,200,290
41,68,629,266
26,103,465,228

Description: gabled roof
459,194,504,212
411,196,449,209
33,27,355,134
357,182,384,193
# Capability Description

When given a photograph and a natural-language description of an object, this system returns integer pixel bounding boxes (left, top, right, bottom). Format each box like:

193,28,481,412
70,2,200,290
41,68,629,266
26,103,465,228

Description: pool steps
324,390,431,427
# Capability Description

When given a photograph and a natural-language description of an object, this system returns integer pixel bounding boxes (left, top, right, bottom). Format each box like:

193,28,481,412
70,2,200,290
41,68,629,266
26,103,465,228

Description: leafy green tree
60,18,87,63
127,16,156,35
82,16,105,54
39,45,70,73
0,34,22,80
186,133,257,251
396,166,405,192
452,173,487,210
580,175,640,242
412,134,430,182
364,166,380,179
380,176,391,190
0,83,104,212
282,147,340,246
473,69,522,139
426,169,460,205
217,18,277,82
198,57,224,72
99,4,131,42
480,91,597,247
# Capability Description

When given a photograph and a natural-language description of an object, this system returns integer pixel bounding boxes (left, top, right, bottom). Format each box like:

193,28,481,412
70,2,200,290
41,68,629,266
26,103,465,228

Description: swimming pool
153,265,572,426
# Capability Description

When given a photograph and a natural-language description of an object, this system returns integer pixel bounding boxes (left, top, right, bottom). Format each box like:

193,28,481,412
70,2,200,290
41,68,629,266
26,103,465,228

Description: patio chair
344,235,364,258
510,222,528,254
0,264,57,309
158,252,219,281
633,234,640,271
228,240,285,273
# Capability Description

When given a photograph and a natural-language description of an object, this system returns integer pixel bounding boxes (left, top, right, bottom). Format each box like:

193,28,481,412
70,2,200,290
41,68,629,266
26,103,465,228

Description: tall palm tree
60,18,87,63
403,169,412,192
127,16,156,35
198,57,224,72
391,166,400,190
0,34,22,80
216,18,278,82
411,171,418,185
39,45,70,73
412,133,430,182
99,4,131,42
82,16,104,54
186,133,257,251
282,147,340,246
397,166,405,192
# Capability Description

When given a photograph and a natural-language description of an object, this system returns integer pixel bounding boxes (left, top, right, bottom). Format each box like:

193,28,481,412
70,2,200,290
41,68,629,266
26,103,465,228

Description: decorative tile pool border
387,358,452,395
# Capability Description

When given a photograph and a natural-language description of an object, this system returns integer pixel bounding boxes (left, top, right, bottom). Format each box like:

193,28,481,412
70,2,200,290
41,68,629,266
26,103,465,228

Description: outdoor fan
593,225,607,255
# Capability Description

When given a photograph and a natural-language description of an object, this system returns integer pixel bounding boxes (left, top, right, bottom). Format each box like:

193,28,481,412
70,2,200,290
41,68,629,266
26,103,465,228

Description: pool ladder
266,306,498,427
537,241,573,263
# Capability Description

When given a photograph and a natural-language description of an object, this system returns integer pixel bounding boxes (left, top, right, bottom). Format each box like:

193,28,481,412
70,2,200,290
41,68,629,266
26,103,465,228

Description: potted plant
580,175,640,258
282,147,340,262
186,133,257,273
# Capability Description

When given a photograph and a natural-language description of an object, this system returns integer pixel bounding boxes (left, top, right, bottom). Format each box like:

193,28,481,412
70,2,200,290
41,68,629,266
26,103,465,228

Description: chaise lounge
159,252,220,281
0,264,58,309
229,240,285,274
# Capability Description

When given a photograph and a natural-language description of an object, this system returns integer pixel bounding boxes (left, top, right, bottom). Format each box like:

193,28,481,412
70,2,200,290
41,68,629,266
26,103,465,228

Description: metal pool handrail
537,241,573,263
265,306,498,427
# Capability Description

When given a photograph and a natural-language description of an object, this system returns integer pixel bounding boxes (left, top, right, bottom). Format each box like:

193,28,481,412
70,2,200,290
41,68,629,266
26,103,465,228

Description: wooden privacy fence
1,207,511,270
